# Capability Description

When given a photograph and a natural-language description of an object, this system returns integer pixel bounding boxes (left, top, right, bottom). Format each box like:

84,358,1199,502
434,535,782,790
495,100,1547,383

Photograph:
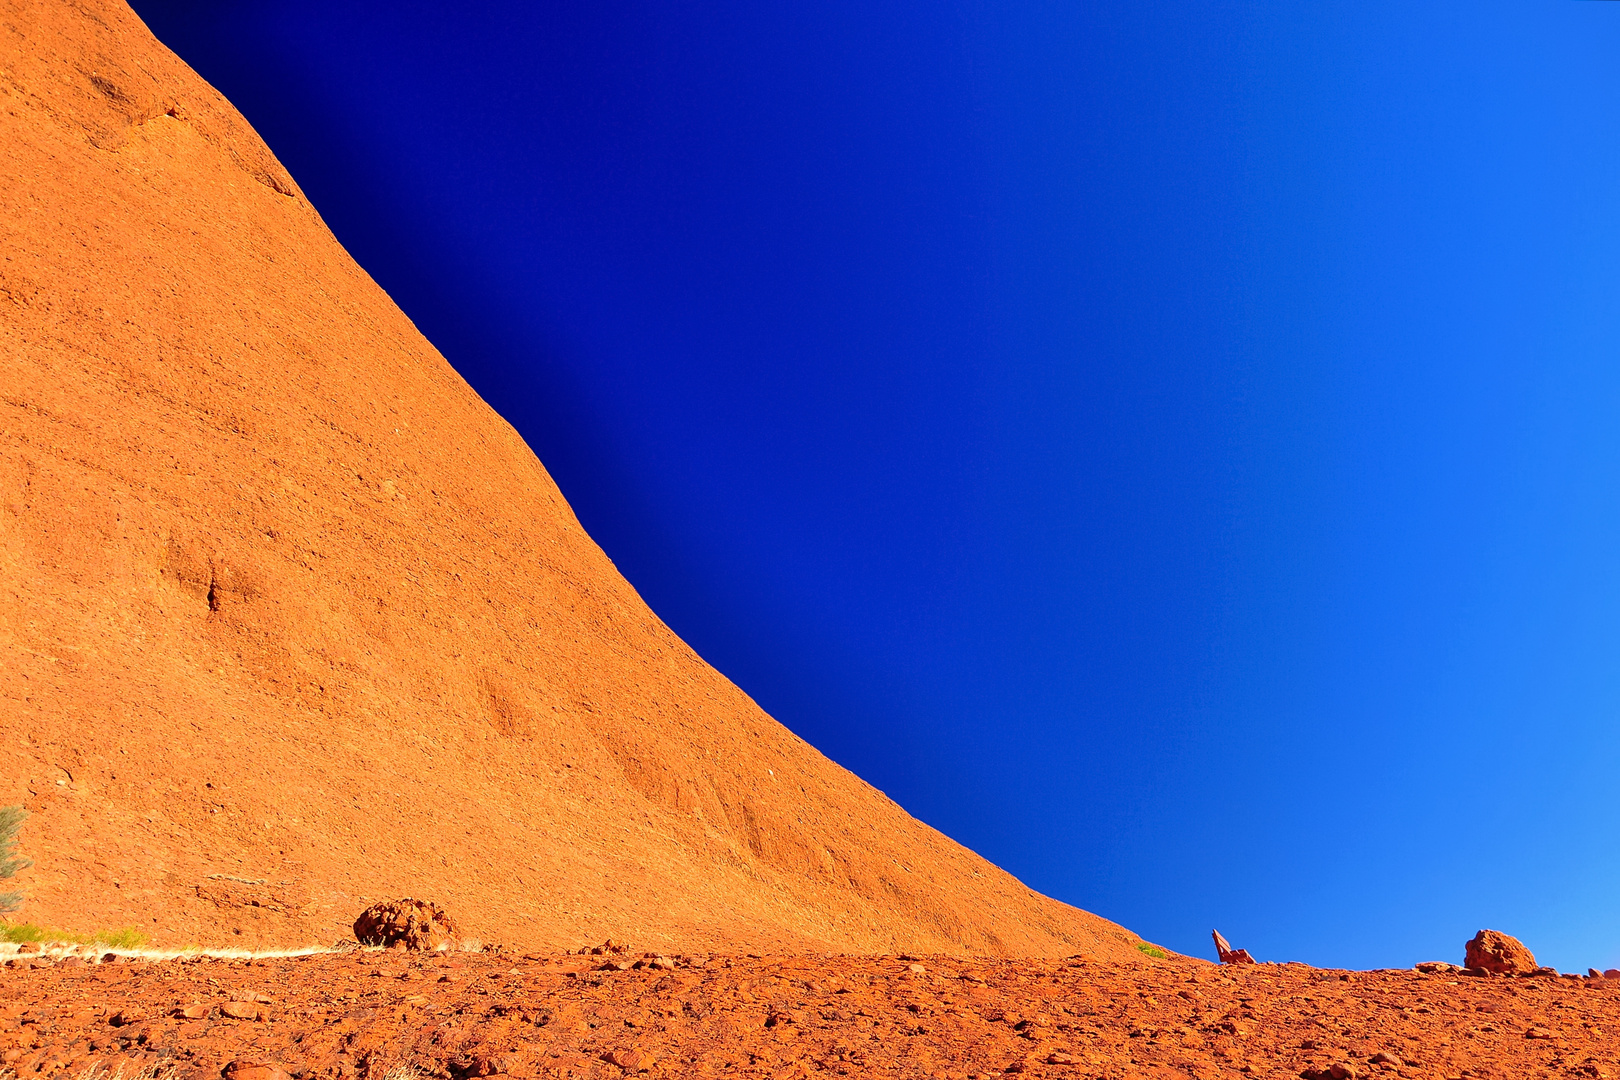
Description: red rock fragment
1464,930,1536,975
602,1048,656,1072
1301,1065,1356,1080
223,1061,294,1080
1212,929,1256,965
220,1001,264,1021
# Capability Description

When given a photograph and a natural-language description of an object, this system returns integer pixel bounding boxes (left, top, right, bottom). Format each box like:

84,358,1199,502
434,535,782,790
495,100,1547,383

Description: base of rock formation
5,948,1620,1079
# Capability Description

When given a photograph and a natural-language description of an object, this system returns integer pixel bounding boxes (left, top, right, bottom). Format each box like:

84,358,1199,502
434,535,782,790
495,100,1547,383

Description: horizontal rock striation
0,0,1143,959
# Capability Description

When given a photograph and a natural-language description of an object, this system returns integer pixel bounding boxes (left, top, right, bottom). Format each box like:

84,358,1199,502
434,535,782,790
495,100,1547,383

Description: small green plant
0,922,149,950
0,805,28,914
1136,941,1168,960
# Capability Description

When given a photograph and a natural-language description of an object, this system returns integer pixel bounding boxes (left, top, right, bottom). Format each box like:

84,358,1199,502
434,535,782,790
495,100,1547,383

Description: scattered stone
1464,930,1536,975
1414,962,1459,975
175,1004,211,1019
1301,1065,1356,1080
907,963,927,974
602,1048,656,1071
352,899,459,952
3,949,1618,1079
463,1050,527,1076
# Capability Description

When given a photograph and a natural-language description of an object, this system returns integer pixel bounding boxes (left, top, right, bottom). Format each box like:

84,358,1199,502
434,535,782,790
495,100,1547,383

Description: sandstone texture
1464,930,1536,976
0,0,1146,959
4,949,1620,1080
352,900,458,952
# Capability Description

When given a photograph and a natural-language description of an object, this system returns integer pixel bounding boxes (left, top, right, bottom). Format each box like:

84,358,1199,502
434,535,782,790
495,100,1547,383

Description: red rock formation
1212,929,1255,965
0,0,1146,959
352,899,459,952
1464,930,1537,975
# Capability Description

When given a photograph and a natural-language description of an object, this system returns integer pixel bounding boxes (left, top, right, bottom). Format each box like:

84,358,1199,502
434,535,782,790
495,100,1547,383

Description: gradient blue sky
132,0,1620,971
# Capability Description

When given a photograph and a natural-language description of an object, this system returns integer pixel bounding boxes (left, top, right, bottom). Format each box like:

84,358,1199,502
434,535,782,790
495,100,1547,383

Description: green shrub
0,805,28,914
1135,941,1168,959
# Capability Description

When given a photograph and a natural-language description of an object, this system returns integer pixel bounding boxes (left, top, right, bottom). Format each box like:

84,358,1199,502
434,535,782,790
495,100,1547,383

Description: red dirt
5,949,1619,1080
0,0,1148,960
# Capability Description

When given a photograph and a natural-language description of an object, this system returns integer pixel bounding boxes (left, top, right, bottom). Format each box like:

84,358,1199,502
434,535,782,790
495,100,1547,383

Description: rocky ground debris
4,949,1619,1079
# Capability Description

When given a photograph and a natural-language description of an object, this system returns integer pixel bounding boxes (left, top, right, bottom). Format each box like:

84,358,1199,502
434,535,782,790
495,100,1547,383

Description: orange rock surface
0,0,1149,960
5,949,1620,1080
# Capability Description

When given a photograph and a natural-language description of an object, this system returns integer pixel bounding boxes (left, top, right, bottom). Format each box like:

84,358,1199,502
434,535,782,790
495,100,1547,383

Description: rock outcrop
353,899,459,951
0,0,1145,959
1464,930,1536,975
1211,929,1255,965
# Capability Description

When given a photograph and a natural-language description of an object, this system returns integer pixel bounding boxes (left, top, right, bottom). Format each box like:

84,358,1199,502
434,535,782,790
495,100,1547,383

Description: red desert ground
1,1,1618,1078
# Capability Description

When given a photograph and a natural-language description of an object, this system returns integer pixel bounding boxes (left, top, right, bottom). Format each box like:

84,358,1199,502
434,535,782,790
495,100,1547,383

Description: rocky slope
0,0,1148,960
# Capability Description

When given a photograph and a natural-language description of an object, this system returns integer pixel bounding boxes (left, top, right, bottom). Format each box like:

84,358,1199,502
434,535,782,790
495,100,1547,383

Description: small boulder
353,898,459,952
602,1048,656,1072
1464,930,1536,975
1301,1066,1356,1080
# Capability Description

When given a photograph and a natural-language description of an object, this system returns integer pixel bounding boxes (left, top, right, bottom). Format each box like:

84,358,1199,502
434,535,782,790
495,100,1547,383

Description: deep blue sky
131,0,1620,972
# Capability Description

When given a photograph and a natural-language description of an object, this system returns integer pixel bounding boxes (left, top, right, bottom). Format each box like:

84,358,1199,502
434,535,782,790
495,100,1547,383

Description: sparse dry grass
372,1065,422,1080
0,922,147,949
1,1063,177,1080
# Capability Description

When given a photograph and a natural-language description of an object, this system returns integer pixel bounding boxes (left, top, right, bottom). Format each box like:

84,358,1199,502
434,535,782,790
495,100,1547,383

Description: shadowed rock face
0,0,1145,959
353,900,458,952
